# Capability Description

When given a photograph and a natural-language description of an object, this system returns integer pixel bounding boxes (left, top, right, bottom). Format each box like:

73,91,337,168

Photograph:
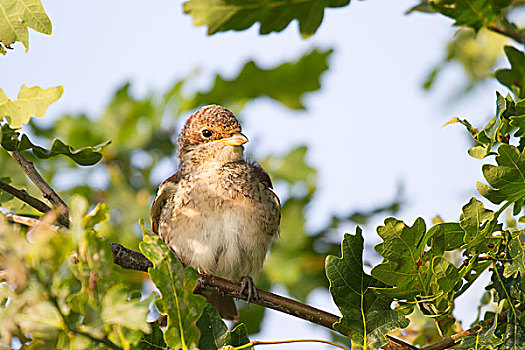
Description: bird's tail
205,293,238,321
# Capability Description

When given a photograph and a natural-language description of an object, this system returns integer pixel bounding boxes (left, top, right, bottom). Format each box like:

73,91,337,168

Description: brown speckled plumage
151,105,281,320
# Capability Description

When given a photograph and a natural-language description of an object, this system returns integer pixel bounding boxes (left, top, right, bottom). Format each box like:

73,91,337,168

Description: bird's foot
240,276,259,309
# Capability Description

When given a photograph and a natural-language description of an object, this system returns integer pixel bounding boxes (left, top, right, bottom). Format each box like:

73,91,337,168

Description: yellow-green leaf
0,85,63,128
0,0,52,54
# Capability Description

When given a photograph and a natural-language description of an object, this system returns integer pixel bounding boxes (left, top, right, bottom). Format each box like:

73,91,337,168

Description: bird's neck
179,145,244,175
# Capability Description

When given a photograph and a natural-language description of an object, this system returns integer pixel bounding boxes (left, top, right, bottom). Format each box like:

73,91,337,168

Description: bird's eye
201,129,213,138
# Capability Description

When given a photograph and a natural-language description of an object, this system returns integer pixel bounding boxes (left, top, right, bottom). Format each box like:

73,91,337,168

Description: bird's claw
240,276,259,309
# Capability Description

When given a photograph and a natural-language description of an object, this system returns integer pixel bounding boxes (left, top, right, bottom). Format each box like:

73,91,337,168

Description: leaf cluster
0,197,151,349
2,1,525,349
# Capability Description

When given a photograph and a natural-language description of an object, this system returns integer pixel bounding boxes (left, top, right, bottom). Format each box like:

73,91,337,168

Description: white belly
168,198,273,281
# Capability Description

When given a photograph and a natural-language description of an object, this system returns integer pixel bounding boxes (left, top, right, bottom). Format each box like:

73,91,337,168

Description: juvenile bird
150,105,281,320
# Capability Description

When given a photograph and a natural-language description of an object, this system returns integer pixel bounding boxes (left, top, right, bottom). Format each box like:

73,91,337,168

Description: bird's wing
150,172,181,234
249,161,281,235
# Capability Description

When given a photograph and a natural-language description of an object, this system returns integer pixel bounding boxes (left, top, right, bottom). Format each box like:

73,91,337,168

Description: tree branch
421,303,525,350
0,179,69,227
110,238,415,349
110,243,153,272
8,151,69,225
5,213,59,231
487,23,525,45
5,212,416,350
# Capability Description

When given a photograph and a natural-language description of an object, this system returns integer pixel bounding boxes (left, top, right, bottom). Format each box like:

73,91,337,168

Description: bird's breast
160,168,278,281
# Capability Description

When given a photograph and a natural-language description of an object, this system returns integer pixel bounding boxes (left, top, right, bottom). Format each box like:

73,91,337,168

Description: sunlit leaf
477,144,525,204
0,86,62,128
430,0,511,31
426,222,465,255
326,228,409,350
371,217,432,299
183,0,349,38
459,197,495,254
139,223,206,350
0,0,52,54
101,286,151,333
83,203,110,230
503,234,525,278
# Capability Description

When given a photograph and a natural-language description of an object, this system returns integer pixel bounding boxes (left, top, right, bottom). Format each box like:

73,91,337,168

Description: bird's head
177,105,248,166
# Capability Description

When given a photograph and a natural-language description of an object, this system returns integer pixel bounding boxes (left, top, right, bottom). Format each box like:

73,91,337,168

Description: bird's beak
219,132,248,146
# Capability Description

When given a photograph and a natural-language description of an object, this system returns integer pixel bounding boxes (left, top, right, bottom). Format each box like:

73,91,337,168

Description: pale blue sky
1,1,509,347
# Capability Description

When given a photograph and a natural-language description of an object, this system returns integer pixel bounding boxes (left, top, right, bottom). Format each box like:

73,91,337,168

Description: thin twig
5,213,59,231
0,180,52,213
421,303,525,350
8,151,69,226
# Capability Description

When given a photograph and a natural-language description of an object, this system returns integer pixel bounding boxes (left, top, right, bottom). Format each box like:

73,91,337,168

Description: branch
110,239,415,349
6,213,415,350
196,273,339,329
487,23,525,45
0,180,69,227
6,213,59,231
110,243,153,272
8,151,69,225
421,303,525,350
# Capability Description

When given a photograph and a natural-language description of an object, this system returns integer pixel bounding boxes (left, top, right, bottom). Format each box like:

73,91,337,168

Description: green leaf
184,49,332,111
503,234,525,278
218,324,251,348
487,263,523,307
445,93,517,158
197,304,228,350
406,1,436,14
503,311,525,350
137,322,167,350
139,223,207,350
101,286,151,333
0,0,52,54
477,144,525,204
83,203,110,230
261,145,317,192
459,198,495,253
0,86,62,128
183,0,349,38
1,124,110,166
430,0,511,31
509,99,525,137
326,228,409,350
496,46,525,100
433,256,460,295
456,317,503,350
371,217,433,299
426,222,465,255
196,304,252,349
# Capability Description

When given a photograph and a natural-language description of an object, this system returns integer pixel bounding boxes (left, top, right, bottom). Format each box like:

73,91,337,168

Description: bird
150,105,281,320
